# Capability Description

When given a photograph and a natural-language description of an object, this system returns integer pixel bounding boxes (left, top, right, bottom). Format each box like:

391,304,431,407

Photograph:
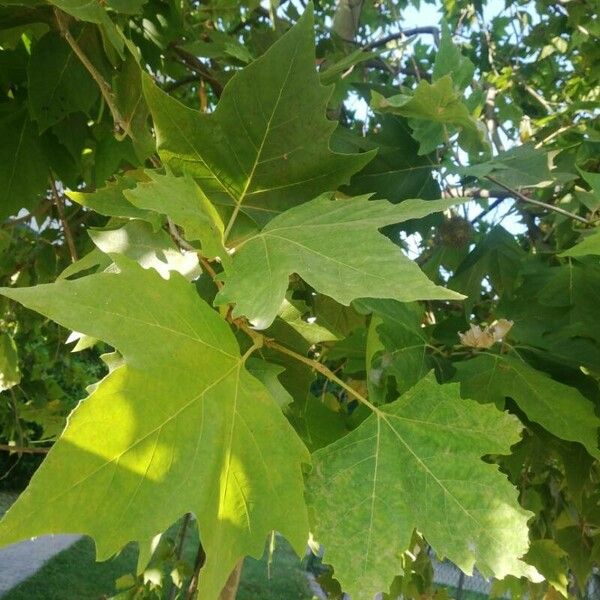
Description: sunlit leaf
0,260,309,600
216,194,464,329
307,374,538,599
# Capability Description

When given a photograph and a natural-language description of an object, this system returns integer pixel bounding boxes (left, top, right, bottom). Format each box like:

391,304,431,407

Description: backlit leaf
142,6,373,237
307,374,537,599
454,353,600,459
371,76,487,155
0,260,309,600
216,194,464,329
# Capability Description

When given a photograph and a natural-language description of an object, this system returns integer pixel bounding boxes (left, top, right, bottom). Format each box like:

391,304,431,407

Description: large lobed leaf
560,229,600,257
307,374,538,599
371,76,487,155
27,29,99,132
142,5,373,237
216,194,464,329
0,260,309,600
124,170,229,264
0,105,48,221
454,353,600,459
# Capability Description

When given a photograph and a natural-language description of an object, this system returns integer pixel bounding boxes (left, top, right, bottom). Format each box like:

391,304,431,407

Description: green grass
0,494,484,600
0,512,315,600
3,538,138,600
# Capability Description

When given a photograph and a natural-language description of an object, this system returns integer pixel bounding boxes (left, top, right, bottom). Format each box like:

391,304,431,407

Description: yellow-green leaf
0,260,309,600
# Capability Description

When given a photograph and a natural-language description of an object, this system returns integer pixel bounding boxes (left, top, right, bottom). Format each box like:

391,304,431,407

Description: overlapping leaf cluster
0,0,599,599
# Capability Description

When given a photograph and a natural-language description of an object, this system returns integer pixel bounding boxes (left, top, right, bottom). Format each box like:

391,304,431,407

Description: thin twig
170,46,224,97
166,221,224,289
54,9,125,132
264,339,377,412
198,256,223,290
362,26,440,49
167,218,196,252
534,124,571,149
471,197,505,224
0,444,50,455
486,175,590,225
521,81,552,113
164,74,202,93
50,177,78,262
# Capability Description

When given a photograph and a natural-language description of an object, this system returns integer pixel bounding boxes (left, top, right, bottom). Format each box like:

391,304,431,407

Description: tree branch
0,444,50,455
362,26,440,50
54,9,124,132
363,58,430,81
170,46,224,97
164,74,202,93
50,176,78,262
470,197,505,224
264,339,377,412
486,175,591,225
167,218,196,252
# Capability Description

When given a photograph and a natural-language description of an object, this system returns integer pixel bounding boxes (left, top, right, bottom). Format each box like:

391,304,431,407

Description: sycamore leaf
365,315,387,404
286,393,351,453
433,23,475,91
27,29,99,132
142,6,373,235
216,195,464,329
525,540,569,598
319,47,380,85
113,54,154,161
0,106,48,220
278,299,339,344
356,299,433,396
124,170,229,265
245,358,293,409
58,247,111,280
307,374,537,600
577,168,600,200
333,116,440,203
454,145,553,189
67,171,163,228
105,0,146,15
88,220,201,280
50,0,124,55
371,76,487,155
560,229,600,257
182,31,254,63
454,353,600,459
536,261,600,342
449,226,525,314
0,260,309,600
